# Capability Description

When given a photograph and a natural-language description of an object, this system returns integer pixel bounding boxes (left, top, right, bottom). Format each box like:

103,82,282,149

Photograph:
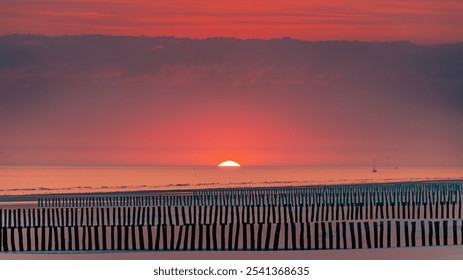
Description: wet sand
1,246,463,260
1,179,461,207
1,180,463,259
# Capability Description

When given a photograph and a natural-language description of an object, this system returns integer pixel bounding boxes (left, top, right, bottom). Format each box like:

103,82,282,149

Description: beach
1,165,462,196
1,246,463,260
1,177,463,259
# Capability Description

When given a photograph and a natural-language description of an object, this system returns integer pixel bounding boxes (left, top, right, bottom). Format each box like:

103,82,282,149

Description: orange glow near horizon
1,2,463,168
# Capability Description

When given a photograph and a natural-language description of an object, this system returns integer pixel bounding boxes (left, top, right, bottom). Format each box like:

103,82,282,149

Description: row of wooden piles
36,182,463,221
38,182,462,208
1,203,462,227
1,220,463,252
1,181,462,252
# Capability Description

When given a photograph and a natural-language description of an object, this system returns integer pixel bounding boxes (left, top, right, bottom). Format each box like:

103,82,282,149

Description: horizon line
3,33,463,46
1,164,462,168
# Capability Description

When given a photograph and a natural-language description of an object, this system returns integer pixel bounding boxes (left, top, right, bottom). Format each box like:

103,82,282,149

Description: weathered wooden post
283,222,289,250
2,228,9,252
356,222,363,249
67,226,73,250
17,226,24,252
335,222,341,249
198,224,204,250
26,226,32,251
67,225,76,251
31,225,39,251
415,199,420,219
321,222,327,250
86,225,93,250
423,188,431,220
234,223,241,251
432,197,438,219
421,221,426,246
387,221,392,248
349,222,356,249
168,206,174,226
173,207,179,226
180,206,188,225
143,224,152,250
39,226,46,251
453,220,458,245
373,222,379,248
440,201,445,219
291,222,297,250
6,227,15,252
227,223,234,250
130,225,136,250
434,221,440,246
109,225,115,250
212,223,218,251
428,221,433,246
215,223,223,251
253,223,261,250
310,204,315,222
327,222,333,249
380,201,385,220
136,225,144,250
111,207,116,226
190,224,196,250
148,207,154,226
174,225,182,250
27,208,33,229
87,226,96,251
364,222,372,249
47,227,53,251
182,224,189,251
396,220,401,248
404,221,409,247
117,225,122,250
60,226,66,251
242,223,247,251
401,201,406,219
273,223,281,250
342,221,347,249
264,223,272,250
314,222,320,250
389,194,396,219
161,225,170,251
443,220,448,246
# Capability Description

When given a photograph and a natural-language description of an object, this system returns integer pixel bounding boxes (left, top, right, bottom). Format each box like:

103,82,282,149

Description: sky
1,0,463,43
0,1,462,167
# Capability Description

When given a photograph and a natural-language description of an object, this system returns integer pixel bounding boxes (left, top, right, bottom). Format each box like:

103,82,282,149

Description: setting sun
218,160,241,167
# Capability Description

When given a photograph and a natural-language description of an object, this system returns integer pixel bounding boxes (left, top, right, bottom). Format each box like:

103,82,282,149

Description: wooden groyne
37,182,461,205
1,181,462,252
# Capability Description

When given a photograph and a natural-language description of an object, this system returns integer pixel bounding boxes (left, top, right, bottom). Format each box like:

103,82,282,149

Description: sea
0,166,462,196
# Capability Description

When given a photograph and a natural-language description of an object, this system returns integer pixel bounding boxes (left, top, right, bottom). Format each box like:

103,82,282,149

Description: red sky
1,1,463,167
2,0,463,43
1,36,462,166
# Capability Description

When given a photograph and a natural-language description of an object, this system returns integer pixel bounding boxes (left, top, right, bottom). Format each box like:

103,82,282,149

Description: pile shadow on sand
1,181,463,253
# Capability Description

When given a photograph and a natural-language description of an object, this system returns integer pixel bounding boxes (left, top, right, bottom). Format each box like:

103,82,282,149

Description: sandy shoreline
1,179,463,260
1,246,463,260
1,178,462,204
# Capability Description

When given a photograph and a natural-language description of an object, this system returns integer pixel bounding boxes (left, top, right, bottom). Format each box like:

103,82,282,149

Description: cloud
1,1,463,42
0,35,462,166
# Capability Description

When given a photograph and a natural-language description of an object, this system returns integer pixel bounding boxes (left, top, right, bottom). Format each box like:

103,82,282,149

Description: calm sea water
0,166,462,196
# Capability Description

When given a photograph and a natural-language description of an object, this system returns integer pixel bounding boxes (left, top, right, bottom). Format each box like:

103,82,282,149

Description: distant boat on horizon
372,159,378,173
